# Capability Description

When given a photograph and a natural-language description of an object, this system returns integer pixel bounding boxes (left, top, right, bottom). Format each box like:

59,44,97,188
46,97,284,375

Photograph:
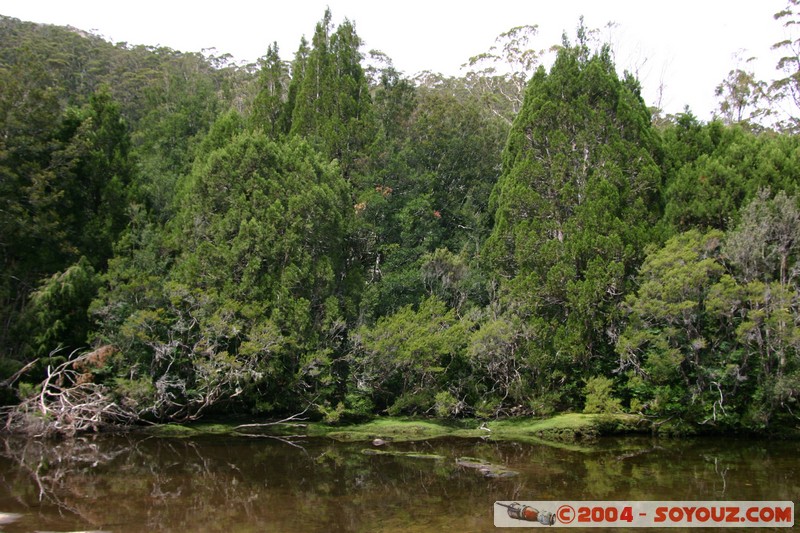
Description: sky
1,0,791,119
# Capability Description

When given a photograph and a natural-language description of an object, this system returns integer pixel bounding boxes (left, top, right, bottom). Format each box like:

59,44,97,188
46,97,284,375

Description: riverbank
143,413,647,445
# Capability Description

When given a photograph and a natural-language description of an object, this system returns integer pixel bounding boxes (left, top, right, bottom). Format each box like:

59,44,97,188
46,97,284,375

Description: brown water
0,433,796,532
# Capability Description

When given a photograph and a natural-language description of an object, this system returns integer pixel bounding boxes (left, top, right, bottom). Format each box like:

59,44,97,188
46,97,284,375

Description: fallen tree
1,346,316,438
1,349,138,437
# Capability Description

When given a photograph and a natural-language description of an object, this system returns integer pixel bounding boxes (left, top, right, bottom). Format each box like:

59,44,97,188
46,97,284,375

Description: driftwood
1,350,138,437
232,403,313,432
1,348,319,440
229,404,314,449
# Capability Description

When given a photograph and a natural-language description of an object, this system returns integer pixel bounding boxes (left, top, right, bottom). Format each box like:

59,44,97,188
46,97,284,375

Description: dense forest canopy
2,4,800,435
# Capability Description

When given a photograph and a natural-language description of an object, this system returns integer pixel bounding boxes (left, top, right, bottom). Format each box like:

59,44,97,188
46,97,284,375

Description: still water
0,432,796,532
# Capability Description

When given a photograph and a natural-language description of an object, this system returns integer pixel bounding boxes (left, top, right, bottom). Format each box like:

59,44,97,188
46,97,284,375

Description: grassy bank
143,413,647,445
321,413,644,443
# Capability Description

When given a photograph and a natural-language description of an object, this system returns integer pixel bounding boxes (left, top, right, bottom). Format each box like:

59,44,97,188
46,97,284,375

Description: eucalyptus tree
462,24,544,125
771,0,800,131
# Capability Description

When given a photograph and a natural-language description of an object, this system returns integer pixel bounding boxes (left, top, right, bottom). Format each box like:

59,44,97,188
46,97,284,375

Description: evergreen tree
280,36,310,135
0,77,132,360
289,10,376,179
251,42,288,137
662,122,800,232
0,56,65,358
484,34,662,406
58,87,135,267
94,132,353,416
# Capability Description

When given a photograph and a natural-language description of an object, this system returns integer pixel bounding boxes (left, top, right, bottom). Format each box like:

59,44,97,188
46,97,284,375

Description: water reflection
0,433,796,532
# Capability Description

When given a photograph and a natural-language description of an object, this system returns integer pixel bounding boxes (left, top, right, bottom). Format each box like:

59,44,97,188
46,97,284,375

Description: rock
371,438,387,446
456,456,519,478
361,448,445,460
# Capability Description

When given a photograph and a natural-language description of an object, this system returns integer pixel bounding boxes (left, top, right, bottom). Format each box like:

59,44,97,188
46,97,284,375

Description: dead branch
231,433,308,450
2,350,139,437
0,358,39,388
232,401,314,431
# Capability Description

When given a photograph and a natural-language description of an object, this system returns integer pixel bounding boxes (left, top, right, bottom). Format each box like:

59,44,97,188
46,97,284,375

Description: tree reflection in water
0,435,797,532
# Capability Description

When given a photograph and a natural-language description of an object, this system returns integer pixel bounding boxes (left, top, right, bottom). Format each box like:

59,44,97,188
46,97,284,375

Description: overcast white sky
1,0,790,119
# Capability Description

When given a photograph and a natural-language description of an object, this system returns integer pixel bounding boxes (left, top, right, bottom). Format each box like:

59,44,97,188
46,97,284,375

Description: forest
2,4,800,436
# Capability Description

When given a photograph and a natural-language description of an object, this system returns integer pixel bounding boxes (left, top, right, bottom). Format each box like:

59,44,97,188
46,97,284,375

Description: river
0,433,796,531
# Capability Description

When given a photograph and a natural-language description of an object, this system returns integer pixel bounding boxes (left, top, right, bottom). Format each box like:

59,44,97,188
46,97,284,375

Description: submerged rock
361,449,445,460
456,456,519,478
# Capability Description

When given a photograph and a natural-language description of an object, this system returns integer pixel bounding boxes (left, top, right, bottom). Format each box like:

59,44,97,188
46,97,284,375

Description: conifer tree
289,10,375,178
280,36,309,135
484,32,662,403
251,42,288,137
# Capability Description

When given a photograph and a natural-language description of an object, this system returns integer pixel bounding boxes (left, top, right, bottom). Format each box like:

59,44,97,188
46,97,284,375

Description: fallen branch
233,402,314,431
2,350,138,437
0,358,39,389
231,433,308,450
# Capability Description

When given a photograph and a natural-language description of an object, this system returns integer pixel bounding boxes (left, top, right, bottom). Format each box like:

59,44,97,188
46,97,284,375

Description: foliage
715,60,768,127
0,81,132,359
583,376,623,414
616,230,726,424
91,132,353,419
662,120,800,232
289,9,377,179
27,257,100,357
484,35,662,407
350,297,470,415
619,191,800,428
3,10,800,434
461,24,546,125
251,42,288,137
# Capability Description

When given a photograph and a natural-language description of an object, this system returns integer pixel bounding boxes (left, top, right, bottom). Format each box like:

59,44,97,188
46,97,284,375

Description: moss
141,413,648,444
142,423,203,437
142,421,299,438
194,423,244,435
318,413,648,444
487,413,643,441
361,449,445,460
324,417,459,442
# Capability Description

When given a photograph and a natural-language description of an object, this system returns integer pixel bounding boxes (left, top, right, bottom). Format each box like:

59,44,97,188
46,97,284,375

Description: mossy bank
143,413,646,444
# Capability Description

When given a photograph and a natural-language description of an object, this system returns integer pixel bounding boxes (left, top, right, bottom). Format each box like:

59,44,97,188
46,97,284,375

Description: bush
434,391,458,417
583,376,622,414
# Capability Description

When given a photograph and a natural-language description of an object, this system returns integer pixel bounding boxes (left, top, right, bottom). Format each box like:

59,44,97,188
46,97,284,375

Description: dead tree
2,349,138,437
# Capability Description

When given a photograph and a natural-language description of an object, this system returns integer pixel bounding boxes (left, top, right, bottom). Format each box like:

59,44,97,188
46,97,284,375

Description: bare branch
233,401,315,431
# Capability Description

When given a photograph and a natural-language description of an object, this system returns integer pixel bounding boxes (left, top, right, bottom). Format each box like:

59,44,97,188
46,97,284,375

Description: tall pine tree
251,42,288,138
289,9,375,179
484,31,662,405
